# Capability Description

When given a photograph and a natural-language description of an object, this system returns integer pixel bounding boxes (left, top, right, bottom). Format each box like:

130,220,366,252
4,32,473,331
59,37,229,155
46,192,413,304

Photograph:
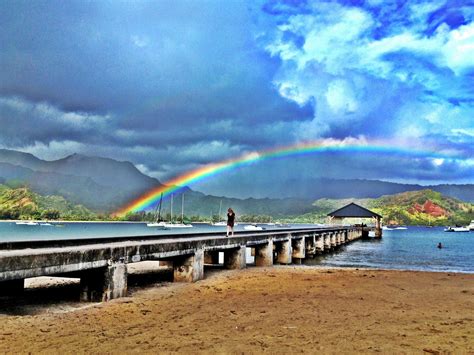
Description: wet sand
1,267,473,353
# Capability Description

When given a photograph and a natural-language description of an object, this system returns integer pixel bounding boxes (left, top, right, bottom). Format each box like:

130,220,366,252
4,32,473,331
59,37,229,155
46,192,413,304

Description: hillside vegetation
289,189,473,226
0,184,472,226
0,184,96,220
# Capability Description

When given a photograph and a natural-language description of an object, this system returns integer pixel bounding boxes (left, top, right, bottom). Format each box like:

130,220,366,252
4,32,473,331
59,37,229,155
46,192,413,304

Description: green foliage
0,184,98,221
296,189,474,226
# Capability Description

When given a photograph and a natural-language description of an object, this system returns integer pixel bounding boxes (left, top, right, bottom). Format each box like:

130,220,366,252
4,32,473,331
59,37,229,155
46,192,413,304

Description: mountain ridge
0,149,473,215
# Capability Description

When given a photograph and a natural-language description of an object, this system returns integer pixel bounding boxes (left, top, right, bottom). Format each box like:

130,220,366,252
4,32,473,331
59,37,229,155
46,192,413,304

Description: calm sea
308,226,474,274
1,223,473,273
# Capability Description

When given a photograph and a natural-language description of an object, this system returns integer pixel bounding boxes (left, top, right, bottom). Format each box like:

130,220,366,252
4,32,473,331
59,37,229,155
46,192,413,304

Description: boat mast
170,194,173,223
157,193,163,222
181,193,185,224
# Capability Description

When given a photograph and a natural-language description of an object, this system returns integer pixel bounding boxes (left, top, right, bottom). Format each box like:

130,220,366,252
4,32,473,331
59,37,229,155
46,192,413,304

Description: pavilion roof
327,202,382,219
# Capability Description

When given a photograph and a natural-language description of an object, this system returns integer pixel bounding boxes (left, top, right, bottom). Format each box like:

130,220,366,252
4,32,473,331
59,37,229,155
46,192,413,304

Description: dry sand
1,266,473,353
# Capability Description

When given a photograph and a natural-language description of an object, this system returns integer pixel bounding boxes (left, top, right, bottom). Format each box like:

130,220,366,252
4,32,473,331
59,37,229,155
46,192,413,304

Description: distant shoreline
0,219,146,224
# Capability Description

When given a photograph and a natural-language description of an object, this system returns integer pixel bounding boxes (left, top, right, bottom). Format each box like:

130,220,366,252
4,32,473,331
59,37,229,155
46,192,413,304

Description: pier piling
276,238,292,265
255,240,273,267
80,263,128,302
292,237,305,264
173,250,204,283
224,246,246,270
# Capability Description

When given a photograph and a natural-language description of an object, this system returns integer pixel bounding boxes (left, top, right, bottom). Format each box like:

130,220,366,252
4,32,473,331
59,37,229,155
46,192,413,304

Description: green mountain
291,189,474,226
0,149,163,211
0,184,96,220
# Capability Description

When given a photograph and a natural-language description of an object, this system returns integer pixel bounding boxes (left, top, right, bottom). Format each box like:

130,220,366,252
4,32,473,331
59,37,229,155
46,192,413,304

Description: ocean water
308,226,474,274
0,222,241,242
0,221,315,242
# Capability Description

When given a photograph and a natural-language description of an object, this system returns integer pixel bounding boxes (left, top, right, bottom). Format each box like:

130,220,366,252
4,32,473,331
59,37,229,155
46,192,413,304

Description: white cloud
325,80,358,114
0,96,110,129
259,0,474,151
131,35,150,48
442,22,474,74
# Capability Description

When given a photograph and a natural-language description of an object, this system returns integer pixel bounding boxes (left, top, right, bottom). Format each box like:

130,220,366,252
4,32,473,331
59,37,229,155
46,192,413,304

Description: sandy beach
1,266,473,353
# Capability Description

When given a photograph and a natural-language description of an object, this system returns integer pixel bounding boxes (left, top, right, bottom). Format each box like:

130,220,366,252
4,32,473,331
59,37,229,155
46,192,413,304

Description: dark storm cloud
0,0,473,196
0,0,311,133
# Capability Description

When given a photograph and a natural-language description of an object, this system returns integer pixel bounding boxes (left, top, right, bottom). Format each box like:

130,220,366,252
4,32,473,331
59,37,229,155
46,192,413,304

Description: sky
1,0,473,198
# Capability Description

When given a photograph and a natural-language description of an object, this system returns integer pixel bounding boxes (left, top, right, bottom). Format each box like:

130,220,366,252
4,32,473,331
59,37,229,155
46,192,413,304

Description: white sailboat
163,193,193,228
444,226,470,232
212,200,227,226
147,193,167,228
16,221,39,226
244,224,264,231
468,220,474,231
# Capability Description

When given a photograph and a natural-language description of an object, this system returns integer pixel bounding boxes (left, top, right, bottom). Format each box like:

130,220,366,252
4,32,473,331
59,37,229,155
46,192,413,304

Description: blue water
311,226,474,274
0,221,314,242
1,223,473,273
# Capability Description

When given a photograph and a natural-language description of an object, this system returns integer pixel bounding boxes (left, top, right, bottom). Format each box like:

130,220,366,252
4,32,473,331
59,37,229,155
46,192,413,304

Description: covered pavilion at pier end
327,202,383,238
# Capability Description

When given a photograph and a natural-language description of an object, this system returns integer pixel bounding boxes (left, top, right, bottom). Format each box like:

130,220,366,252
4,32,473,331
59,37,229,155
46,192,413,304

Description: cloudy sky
1,0,473,198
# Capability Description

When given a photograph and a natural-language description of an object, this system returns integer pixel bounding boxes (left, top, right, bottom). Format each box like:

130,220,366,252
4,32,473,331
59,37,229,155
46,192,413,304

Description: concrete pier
304,236,316,256
0,226,362,302
80,263,128,302
316,235,325,253
173,250,204,283
276,238,292,264
224,246,246,270
255,240,274,267
292,237,305,264
324,234,331,251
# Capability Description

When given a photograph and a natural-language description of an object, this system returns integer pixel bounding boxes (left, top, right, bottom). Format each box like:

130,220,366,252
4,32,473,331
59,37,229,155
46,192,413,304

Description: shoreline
0,219,147,224
1,219,462,227
1,267,473,353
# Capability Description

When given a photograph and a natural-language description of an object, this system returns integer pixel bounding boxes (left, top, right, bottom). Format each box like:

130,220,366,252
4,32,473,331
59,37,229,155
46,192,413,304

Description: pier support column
224,246,246,269
276,238,292,264
173,250,204,282
375,217,382,238
80,263,128,302
331,233,337,248
204,251,220,265
324,234,331,252
305,235,316,257
315,235,324,253
255,240,273,267
292,237,305,264
0,279,24,296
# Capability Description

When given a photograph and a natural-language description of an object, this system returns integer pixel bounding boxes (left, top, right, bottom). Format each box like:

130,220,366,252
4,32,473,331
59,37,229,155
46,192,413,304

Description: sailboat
147,193,167,228
212,200,226,226
163,193,193,228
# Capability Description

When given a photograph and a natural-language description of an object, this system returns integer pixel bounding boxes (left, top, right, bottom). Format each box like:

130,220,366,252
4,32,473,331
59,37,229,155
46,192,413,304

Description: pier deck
0,226,362,301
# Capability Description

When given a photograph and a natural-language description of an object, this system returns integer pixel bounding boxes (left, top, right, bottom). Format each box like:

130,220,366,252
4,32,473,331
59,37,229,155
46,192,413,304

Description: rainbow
115,140,462,215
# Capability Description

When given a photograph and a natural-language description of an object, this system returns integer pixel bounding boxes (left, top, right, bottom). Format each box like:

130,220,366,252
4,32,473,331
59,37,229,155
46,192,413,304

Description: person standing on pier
227,208,235,237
